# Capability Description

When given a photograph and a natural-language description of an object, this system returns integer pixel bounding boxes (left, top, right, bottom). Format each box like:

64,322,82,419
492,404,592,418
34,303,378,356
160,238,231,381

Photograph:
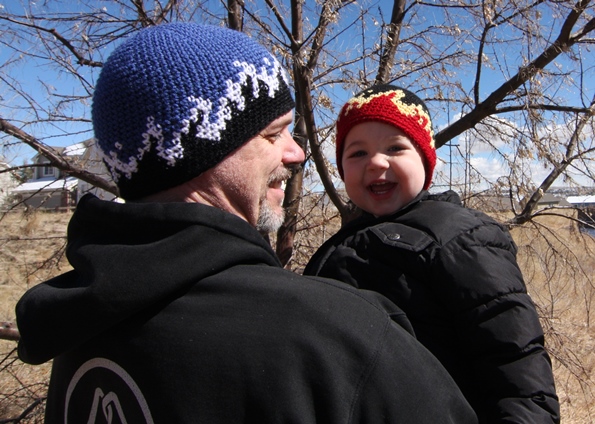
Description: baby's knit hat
92,23,295,200
335,84,436,190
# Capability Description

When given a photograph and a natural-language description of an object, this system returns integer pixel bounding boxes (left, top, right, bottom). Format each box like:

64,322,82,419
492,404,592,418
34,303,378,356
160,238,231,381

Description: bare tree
1,2,595,419
2,0,594,253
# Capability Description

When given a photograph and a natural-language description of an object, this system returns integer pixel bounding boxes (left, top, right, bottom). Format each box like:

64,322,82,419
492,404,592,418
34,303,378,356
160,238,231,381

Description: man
16,23,477,423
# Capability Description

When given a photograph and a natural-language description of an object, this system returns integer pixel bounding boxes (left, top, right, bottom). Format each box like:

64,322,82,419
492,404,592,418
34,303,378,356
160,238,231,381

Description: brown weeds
0,206,593,422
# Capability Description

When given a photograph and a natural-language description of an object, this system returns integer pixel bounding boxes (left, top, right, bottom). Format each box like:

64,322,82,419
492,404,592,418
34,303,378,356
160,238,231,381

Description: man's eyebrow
281,113,295,124
279,117,293,127
267,119,292,132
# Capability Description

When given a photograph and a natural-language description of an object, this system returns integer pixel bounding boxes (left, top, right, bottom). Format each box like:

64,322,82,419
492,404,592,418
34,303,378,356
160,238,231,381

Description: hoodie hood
16,194,279,365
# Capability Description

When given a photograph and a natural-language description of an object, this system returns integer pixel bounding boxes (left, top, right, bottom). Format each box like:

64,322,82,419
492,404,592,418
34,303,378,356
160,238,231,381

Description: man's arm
352,317,478,424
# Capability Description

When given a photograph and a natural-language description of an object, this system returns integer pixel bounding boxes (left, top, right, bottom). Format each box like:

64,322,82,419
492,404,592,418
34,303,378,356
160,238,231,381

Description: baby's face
341,121,426,217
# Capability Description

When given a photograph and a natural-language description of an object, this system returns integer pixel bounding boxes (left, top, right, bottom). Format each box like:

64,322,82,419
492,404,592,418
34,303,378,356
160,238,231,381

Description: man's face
204,110,305,231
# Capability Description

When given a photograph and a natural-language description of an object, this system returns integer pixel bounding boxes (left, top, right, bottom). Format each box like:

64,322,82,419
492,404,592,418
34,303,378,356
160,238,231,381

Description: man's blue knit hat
92,23,295,200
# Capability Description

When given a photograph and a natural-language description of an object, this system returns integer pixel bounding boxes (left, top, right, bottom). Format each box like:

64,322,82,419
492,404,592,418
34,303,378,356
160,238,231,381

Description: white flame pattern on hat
101,57,289,183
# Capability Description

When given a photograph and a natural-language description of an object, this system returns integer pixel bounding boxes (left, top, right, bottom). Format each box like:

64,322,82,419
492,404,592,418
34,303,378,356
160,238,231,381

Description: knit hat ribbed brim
335,84,436,190
92,23,295,200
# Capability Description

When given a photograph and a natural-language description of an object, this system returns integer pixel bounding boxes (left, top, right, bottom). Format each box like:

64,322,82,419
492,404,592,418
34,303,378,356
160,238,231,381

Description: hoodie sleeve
350,316,478,424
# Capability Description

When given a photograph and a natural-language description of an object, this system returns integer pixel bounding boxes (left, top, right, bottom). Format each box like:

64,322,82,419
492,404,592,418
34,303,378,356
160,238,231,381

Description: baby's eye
347,150,367,158
387,145,404,152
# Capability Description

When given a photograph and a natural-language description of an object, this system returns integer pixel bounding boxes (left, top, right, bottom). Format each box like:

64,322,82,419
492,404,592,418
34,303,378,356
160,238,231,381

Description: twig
0,398,44,424
0,322,20,342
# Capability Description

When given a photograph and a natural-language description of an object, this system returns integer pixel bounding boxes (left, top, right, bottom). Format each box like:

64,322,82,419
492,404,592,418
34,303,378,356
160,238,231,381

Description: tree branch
435,0,595,148
0,117,118,195
0,15,103,67
375,0,406,85
510,92,595,225
0,322,19,342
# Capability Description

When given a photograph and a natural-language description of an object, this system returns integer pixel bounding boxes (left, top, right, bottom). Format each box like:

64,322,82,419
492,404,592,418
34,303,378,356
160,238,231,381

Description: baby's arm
436,221,559,423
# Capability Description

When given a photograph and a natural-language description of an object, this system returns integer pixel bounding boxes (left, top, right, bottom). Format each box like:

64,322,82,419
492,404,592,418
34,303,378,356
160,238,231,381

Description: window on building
42,163,55,177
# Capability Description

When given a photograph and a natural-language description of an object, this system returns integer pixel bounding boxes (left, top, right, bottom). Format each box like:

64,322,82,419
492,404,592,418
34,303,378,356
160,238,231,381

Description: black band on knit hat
335,84,436,190
92,23,295,200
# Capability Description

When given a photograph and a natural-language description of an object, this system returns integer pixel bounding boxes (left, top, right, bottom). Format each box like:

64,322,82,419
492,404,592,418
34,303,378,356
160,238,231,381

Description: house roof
567,195,595,205
12,176,78,193
32,142,88,162
538,193,571,206
466,195,520,212
63,142,88,156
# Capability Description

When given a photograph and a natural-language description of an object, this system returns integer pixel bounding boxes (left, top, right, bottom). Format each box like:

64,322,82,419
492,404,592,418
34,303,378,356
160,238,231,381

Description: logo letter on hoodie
65,358,153,424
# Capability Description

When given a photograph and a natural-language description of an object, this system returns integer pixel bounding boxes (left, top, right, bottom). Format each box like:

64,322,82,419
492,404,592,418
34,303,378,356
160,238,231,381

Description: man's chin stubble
256,200,285,233
257,167,292,233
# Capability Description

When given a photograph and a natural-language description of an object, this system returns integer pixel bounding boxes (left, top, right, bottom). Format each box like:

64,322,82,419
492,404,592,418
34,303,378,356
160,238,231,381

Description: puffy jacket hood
17,194,279,364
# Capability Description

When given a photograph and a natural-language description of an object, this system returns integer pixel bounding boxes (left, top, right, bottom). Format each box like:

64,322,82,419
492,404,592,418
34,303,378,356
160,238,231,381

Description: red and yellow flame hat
335,84,436,190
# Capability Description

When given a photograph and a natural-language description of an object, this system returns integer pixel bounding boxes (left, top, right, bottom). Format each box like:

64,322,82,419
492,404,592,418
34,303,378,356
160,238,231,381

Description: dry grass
0,210,71,309
0,210,71,422
510,213,595,423
0,206,594,422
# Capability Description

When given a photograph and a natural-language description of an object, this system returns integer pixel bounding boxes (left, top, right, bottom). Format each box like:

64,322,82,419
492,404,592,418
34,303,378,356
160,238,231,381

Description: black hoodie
17,194,476,423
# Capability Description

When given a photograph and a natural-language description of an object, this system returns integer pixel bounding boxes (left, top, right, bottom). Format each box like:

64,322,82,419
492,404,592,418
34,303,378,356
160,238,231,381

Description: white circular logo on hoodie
65,357,153,423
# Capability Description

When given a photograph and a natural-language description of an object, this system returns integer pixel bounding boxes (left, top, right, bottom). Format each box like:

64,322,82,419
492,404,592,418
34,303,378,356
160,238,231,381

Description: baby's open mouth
368,181,395,194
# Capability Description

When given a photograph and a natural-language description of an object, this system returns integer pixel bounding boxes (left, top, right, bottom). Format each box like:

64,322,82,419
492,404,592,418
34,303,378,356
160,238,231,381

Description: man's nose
283,135,305,164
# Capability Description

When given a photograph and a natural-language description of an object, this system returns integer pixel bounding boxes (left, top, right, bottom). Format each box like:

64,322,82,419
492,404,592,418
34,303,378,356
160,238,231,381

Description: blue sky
1,0,593,191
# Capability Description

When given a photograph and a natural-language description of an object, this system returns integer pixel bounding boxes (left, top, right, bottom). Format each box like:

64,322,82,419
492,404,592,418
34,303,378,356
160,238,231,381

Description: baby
305,84,560,423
